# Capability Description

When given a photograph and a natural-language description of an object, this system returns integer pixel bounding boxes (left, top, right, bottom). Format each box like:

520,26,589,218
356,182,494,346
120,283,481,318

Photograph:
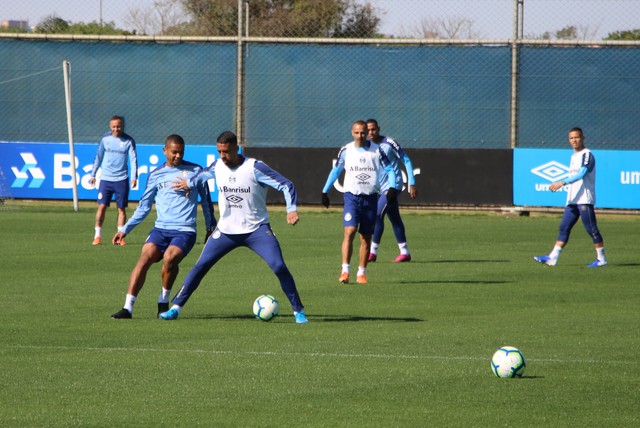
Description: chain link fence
1,0,639,149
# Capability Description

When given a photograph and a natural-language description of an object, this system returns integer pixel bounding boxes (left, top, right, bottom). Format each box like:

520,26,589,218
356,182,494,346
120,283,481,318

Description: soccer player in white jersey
366,119,417,263
534,127,607,267
111,135,216,319
321,120,396,284
89,115,138,246
160,131,308,324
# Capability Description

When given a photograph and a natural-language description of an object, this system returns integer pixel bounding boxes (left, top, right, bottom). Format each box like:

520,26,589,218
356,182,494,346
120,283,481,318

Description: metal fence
1,0,639,150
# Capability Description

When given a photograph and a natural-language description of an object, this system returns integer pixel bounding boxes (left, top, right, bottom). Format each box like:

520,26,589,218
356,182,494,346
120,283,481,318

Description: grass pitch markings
5,344,637,366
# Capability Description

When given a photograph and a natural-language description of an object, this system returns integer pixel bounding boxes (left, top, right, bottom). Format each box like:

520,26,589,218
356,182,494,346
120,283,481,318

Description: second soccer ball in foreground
491,346,526,378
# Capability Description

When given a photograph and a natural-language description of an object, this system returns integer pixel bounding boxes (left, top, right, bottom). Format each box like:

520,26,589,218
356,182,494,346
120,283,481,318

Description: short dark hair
569,127,583,135
110,115,124,123
165,134,185,146
366,118,379,128
217,131,238,145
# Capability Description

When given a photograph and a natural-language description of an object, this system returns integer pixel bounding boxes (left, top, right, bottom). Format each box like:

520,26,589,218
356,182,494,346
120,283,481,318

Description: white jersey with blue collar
120,160,215,235
190,155,298,234
565,148,596,205
322,140,395,195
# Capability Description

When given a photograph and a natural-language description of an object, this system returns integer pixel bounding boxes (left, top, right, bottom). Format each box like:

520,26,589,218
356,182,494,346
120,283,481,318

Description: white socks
549,245,563,259
124,294,136,313
357,266,366,276
158,287,171,304
94,226,102,239
341,264,350,274
398,242,409,256
596,247,607,262
370,242,379,255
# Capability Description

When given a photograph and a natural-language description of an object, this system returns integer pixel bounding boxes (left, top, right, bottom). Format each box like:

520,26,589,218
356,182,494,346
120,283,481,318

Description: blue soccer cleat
586,260,608,268
533,255,557,266
294,310,309,324
159,307,180,320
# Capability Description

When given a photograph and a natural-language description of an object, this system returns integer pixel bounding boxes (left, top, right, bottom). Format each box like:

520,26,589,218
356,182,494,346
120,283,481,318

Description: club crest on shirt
229,175,236,183
344,213,352,221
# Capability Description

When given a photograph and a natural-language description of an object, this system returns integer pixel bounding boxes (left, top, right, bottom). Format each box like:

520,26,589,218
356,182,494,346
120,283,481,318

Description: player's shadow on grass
428,259,511,264
399,280,514,285
192,314,423,322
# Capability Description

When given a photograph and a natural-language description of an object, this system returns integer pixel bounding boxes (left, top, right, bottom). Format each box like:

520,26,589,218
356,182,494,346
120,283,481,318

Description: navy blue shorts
97,178,130,208
146,227,197,255
343,192,378,235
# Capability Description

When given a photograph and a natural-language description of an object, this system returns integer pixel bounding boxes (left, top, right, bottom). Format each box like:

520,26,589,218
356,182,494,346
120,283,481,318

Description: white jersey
566,148,596,205
339,141,382,195
190,156,298,235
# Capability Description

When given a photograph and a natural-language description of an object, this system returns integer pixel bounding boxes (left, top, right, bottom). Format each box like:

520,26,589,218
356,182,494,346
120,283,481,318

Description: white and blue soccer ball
252,294,280,321
491,346,526,378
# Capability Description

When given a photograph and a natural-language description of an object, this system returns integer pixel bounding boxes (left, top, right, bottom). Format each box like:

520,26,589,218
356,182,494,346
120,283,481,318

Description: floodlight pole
510,0,524,149
63,60,79,212
235,0,245,146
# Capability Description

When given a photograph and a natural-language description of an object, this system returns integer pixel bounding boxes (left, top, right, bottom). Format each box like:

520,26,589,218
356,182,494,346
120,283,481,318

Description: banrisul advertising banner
0,142,219,201
514,148,640,209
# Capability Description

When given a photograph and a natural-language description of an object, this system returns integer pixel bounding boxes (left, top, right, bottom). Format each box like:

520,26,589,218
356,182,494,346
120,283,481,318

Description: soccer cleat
159,307,180,320
368,253,377,262
356,274,367,284
157,302,169,318
92,237,101,245
393,254,412,263
111,308,132,319
338,272,350,284
586,260,608,268
119,238,126,246
533,255,557,266
294,310,309,324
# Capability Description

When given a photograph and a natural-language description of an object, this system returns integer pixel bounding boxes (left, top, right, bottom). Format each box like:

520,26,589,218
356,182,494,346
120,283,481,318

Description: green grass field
0,202,638,427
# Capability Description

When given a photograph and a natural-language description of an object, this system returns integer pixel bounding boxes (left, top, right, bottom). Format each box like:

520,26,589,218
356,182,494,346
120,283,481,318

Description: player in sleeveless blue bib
111,135,215,319
160,131,308,324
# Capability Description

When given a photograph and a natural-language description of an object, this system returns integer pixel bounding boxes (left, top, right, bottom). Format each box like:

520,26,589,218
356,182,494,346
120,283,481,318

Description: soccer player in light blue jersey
160,131,308,324
89,115,138,246
321,120,396,285
534,127,607,267
111,135,216,319
366,119,417,263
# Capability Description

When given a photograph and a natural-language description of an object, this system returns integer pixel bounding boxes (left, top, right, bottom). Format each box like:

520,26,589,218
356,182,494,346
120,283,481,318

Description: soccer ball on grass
491,346,526,378
253,294,280,321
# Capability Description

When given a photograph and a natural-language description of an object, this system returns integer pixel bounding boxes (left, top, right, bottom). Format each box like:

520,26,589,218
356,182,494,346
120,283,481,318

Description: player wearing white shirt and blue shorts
89,115,138,245
321,120,396,285
111,135,216,319
534,127,607,267
160,131,308,324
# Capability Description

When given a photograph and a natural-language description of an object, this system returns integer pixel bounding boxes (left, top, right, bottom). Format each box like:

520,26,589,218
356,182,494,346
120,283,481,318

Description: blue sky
3,0,639,39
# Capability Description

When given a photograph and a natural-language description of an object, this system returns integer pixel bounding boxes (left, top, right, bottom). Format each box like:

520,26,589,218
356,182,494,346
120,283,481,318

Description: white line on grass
3,344,637,366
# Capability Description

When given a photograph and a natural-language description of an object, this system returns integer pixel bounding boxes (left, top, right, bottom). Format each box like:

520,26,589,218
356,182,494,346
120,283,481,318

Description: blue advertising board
514,148,640,209
0,142,219,201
